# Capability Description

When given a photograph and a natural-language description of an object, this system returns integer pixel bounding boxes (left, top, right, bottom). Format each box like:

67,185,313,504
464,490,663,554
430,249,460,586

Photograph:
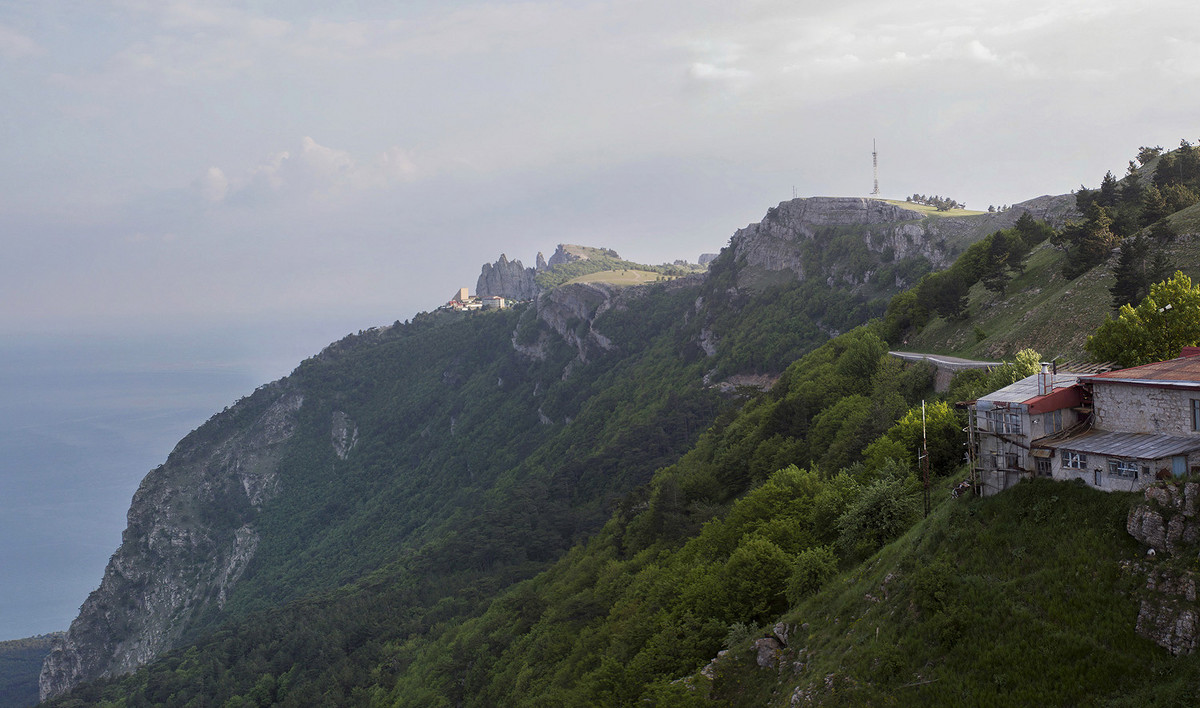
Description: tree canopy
1087,271,1200,367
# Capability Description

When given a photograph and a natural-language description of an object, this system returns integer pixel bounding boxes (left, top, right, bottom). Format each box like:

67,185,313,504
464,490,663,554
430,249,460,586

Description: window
992,452,1021,470
1192,399,1200,432
1108,459,1139,479
986,409,1022,435
1046,409,1063,434
1035,458,1052,477
1061,450,1087,469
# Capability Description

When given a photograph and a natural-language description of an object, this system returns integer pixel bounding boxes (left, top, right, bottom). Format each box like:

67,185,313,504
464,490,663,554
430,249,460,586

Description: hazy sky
4,0,1200,344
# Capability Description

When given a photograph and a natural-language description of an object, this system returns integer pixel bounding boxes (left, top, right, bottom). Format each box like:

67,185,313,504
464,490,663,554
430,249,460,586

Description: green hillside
898,141,1200,361
711,478,1164,706
40,141,1200,707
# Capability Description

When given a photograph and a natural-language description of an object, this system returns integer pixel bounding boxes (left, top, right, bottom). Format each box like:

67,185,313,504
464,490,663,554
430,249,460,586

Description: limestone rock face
547,244,583,267
1137,566,1200,655
726,195,1078,290
476,253,541,300
39,386,304,701
331,410,358,460
755,637,784,668
529,282,618,364
1127,481,1200,655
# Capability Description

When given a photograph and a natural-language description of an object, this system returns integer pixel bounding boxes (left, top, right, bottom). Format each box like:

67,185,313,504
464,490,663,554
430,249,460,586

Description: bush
786,545,838,604
836,465,921,559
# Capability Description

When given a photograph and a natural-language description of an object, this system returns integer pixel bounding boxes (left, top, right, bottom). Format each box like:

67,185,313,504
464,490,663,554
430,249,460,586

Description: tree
1141,184,1170,225
862,401,965,476
1098,170,1119,207
835,464,920,560
1058,203,1121,279
916,270,969,320
1109,234,1151,310
1162,183,1199,214
1013,212,1053,246
1137,145,1164,166
1087,271,1200,367
979,229,1032,296
786,545,838,603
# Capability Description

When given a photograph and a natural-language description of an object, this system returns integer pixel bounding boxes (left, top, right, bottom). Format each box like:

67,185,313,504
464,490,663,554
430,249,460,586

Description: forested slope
42,194,984,704
47,148,1200,706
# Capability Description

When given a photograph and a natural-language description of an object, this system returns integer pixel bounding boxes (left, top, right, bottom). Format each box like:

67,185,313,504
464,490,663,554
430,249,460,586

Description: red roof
1025,384,1084,415
1084,352,1200,385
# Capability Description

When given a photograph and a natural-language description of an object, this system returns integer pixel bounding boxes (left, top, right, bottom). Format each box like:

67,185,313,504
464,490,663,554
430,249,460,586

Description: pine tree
1110,234,1149,310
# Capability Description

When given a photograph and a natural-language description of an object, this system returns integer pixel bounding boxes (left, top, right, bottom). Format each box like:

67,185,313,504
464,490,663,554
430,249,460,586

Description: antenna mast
871,139,880,196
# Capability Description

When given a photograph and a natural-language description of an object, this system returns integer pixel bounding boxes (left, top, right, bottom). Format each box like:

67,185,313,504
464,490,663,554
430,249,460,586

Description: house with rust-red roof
970,348,1200,495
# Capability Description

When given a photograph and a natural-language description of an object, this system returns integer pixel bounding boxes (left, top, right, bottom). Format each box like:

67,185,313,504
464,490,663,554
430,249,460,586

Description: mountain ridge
38,193,973,701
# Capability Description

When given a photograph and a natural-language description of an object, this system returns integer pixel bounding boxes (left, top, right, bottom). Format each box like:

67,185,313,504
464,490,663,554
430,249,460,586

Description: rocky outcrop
476,254,541,300
1128,483,1200,553
528,282,618,365
726,195,1078,290
331,410,358,460
39,386,304,701
1136,566,1200,655
1126,481,1200,655
547,244,584,267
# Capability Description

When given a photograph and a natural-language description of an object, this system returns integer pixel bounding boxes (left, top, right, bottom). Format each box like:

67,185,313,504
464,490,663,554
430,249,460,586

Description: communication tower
871,139,880,196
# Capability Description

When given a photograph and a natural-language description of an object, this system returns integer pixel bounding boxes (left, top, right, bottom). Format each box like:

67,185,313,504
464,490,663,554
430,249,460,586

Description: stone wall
1093,382,1200,436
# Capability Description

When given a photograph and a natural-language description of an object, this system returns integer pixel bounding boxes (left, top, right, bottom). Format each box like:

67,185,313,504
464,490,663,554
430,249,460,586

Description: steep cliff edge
1127,481,1200,655
727,195,1076,291
39,384,304,701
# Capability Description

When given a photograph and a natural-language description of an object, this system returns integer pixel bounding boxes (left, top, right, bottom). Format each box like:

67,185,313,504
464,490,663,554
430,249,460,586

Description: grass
905,241,1115,361
1168,200,1200,236
883,199,986,218
709,477,1181,707
904,217,1200,363
564,269,671,286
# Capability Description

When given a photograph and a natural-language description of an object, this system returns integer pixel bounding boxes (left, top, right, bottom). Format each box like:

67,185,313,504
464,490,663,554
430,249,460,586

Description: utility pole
871,139,880,197
921,400,931,517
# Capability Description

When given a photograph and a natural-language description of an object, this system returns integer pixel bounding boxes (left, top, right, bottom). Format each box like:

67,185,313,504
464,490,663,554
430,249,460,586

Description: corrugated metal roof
977,372,1084,405
1084,354,1200,385
1038,429,1200,459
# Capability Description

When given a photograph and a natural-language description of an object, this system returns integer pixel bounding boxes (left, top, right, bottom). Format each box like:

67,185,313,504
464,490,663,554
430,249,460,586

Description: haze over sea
0,320,362,640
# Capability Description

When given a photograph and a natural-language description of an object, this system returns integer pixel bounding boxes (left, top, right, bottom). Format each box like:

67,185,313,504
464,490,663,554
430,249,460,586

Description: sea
0,322,351,641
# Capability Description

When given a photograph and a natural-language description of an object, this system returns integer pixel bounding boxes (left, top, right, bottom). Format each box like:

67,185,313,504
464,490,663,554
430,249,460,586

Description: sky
3,0,1200,637
5,0,1200,342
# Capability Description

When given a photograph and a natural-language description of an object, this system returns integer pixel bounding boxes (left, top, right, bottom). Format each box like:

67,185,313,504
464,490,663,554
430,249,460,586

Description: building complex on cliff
971,349,1200,495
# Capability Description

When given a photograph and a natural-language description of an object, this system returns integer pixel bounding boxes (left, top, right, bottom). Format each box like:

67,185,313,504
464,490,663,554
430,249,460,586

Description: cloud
968,39,999,63
0,23,40,58
197,167,228,203
211,137,417,206
688,62,751,81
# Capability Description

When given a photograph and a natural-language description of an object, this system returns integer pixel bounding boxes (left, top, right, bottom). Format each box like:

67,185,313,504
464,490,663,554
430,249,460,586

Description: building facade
971,351,1200,495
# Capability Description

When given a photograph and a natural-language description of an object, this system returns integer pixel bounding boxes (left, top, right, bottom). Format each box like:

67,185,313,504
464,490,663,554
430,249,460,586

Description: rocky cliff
526,282,618,365
39,384,305,701
726,195,1077,290
1126,481,1200,655
476,253,541,300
